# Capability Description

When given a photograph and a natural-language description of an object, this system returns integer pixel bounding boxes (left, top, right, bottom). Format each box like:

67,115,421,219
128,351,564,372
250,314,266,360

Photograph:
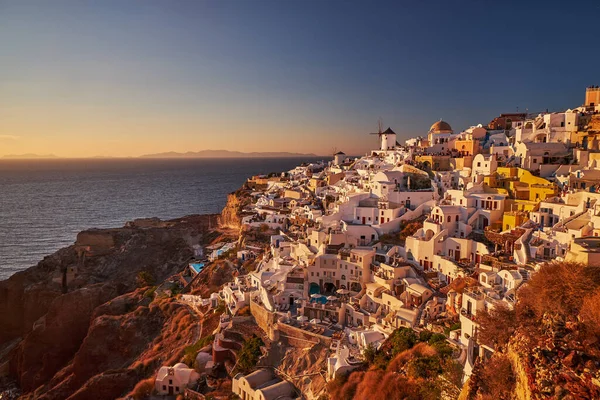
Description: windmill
369,118,397,151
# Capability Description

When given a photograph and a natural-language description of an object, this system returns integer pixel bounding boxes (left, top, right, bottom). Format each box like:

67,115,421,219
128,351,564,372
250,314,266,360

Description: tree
363,343,377,364
477,303,516,351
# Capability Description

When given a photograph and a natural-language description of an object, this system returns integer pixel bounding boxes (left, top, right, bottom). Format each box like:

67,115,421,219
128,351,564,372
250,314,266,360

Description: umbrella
310,293,324,299
310,318,321,324
326,295,338,301
336,289,350,295
297,316,308,322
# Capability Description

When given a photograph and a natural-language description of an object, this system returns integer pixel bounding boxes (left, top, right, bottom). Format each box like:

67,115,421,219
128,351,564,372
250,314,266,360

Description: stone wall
275,322,332,348
250,299,278,340
75,230,117,256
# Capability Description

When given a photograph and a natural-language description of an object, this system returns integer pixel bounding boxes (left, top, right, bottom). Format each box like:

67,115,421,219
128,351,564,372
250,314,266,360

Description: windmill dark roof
383,127,396,135
335,151,345,155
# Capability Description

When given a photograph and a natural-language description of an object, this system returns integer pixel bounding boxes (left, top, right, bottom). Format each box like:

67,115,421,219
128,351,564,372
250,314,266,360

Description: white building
155,363,200,396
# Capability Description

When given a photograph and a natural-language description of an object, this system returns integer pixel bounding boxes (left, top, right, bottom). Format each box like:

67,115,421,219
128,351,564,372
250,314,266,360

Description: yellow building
454,137,480,156
484,167,557,211
414,155,451,171
502,211,528,231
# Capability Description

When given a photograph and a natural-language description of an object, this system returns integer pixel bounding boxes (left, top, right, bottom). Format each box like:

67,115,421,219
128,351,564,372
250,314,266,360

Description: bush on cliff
236,335,264,374
182,335,214,367
328,329,460,400
470,261,600,399
129,377,155,400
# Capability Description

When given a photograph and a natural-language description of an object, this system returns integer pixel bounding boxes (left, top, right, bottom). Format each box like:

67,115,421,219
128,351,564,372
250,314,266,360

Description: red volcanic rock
12,283,118,392
67,369,140,400
0,215,218,398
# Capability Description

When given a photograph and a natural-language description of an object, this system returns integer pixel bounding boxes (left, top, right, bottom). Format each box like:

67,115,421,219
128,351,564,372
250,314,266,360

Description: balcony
461,308,476,321
463,286,485,300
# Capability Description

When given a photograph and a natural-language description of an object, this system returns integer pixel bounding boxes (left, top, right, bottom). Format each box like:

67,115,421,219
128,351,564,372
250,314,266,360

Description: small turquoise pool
190,263,205,274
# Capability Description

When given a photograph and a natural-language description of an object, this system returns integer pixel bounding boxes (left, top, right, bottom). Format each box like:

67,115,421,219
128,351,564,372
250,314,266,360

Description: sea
0,157,322,280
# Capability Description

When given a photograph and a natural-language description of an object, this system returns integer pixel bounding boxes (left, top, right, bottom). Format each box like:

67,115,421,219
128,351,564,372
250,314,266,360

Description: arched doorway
479,215,489,230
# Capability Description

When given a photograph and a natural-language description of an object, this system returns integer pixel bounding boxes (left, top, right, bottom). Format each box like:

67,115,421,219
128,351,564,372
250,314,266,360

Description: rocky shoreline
0,213,222,399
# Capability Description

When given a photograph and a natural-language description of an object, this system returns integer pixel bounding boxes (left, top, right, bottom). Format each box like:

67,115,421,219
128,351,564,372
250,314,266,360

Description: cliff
466,261,600,399
0,214,218,399
219,190,251,230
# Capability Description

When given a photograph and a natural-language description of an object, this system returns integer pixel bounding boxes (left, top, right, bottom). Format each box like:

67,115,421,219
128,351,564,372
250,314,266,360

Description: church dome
429,120,453,134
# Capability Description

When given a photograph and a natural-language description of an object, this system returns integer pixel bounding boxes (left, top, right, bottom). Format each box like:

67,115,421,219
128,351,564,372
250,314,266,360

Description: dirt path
179,298,206,344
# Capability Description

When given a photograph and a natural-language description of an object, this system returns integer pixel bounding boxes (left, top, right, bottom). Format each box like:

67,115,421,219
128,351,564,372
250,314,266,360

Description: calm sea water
0,157,321,279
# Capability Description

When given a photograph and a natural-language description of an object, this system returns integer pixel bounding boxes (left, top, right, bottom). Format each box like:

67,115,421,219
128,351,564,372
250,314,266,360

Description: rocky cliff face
0,215,216,399
219,190,249,230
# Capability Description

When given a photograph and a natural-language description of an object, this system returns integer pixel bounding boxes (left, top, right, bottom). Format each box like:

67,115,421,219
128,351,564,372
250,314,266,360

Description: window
455,215,459,222
477,162,481,167
163,385,166,391
311,272,314,276
447,216,451,222
169,380,172,385
176,387,179,392
533,158,537,163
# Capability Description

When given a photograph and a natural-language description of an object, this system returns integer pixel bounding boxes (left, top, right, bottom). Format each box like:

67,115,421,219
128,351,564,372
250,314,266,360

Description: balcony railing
463,287,485,300
461,308,476,321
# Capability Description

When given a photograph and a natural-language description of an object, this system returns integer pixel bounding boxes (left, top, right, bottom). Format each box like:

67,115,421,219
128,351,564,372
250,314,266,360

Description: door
455,250,460,262
362,217,366,224
168,386,173,395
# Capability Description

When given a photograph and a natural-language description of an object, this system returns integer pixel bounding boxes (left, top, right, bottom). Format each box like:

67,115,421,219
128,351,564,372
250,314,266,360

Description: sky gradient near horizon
1,0,599,157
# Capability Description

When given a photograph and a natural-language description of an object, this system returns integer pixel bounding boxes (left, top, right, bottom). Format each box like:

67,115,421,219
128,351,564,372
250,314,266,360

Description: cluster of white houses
157,87,600,396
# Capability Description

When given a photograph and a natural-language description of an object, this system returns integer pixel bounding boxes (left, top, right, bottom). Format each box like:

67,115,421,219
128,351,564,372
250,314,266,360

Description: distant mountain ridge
139,149,318,158
2,153,58,159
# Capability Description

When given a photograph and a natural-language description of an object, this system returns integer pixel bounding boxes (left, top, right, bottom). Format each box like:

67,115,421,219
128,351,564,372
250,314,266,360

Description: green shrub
182,335,214,366
236,335,264,373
